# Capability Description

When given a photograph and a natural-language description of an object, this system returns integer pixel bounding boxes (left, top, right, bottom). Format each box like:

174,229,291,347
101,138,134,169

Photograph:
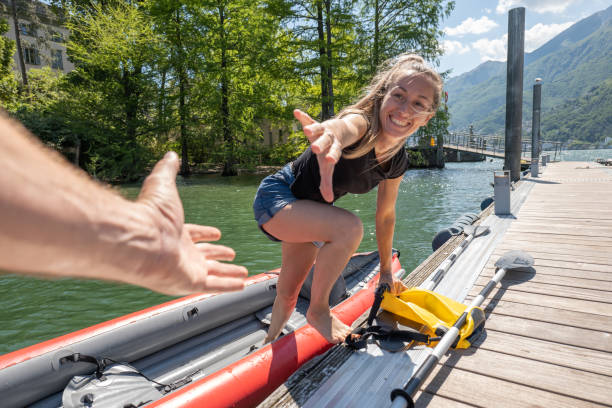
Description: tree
272,0,357,121
358,0,454,72
0,17,18,106
63,1,161,180
10,0,28,88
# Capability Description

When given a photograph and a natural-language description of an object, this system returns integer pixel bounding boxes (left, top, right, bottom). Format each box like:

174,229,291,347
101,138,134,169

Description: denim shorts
253,163,324,248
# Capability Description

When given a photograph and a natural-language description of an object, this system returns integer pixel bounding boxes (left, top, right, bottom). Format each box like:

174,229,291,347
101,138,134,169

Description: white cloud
472,35,508,61
484,8,492,14
524,22,574,51
443,40,471,55
444,16,499,36
496,0,578,14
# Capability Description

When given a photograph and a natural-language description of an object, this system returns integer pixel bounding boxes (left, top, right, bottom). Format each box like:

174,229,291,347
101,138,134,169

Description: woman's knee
334,212,363,243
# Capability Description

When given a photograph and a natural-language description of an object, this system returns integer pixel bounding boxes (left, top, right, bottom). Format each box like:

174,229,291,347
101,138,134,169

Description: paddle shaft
390,266,508,408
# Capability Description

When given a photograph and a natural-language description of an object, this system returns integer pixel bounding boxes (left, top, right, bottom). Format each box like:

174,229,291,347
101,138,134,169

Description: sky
438,0,612,77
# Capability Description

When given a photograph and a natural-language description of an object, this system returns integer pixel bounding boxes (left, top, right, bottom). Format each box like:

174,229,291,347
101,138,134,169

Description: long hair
338,54,443,163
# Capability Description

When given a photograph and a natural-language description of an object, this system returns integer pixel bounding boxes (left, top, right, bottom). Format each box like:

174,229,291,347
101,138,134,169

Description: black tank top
290,145,409,203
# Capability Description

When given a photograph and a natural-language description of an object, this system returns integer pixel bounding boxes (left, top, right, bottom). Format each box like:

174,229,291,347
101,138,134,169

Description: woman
253,54,442,344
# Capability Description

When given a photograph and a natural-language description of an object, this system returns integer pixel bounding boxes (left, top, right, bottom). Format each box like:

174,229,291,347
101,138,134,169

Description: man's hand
136,152,248,295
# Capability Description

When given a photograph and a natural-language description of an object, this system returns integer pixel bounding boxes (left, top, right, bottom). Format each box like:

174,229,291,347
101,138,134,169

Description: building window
51,31,64,43
51,49,63,70
23,47,40,65
18,23,36,37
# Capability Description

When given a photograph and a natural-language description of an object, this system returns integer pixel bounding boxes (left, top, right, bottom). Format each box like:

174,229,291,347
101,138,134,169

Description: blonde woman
253,54,442,344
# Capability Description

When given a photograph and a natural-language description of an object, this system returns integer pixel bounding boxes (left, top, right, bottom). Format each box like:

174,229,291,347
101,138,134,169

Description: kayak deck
261,161,612,407
2,251,390,408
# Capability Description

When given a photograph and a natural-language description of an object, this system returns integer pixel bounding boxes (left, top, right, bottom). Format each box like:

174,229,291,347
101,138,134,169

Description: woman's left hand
378,273,408,295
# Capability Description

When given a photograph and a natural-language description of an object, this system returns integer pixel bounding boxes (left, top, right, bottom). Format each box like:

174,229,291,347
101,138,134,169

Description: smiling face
377,71,436,149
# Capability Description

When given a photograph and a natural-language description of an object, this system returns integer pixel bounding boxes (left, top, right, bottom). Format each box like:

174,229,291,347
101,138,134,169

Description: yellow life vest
380,287,485,349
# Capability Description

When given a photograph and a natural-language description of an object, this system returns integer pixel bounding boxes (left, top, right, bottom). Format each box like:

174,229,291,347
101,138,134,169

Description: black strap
345,326,438,351
348,282,441,352
367,283,389,326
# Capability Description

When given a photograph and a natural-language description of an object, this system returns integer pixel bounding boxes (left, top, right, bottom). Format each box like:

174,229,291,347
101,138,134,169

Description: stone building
0,0,73,75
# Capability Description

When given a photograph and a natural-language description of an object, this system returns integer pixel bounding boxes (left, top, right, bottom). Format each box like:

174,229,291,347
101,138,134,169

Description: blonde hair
339,54,443,163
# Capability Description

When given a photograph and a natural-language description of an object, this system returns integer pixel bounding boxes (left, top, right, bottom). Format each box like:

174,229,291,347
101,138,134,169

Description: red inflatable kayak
0,251,401,408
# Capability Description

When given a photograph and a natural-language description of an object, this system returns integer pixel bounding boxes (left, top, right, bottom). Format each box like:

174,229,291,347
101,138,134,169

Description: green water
2,149,610,355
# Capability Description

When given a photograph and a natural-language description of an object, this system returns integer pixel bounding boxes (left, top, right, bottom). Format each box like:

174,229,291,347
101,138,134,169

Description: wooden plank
485,258,612,273
466,285,612,317
472,280,612,304
414,364,606,408
491,248,612,265
413,390,477,408
502,232,612,246
474,277,612,302
469,313,612,352
480,268,612,289
470,330,612,377
496,241,612,257
481,262,612,282
438,348,612,405
473,294,612,333
504,225,612,239
511,217,612,227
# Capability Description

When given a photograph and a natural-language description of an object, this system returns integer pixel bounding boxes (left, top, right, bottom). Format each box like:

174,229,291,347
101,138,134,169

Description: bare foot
306,306,352,344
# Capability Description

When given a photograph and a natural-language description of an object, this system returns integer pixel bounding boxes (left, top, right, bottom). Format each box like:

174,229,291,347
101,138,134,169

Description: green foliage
541,79,612,145
8,0,452,179
267,131,309,165
0,17,18,107
405,149,428,167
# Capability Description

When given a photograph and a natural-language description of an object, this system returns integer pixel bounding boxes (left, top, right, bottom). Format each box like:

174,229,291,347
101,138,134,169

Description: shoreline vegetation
1,0,455,183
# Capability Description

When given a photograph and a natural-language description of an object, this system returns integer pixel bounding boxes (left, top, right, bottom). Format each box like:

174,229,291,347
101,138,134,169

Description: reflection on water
12,149,606,354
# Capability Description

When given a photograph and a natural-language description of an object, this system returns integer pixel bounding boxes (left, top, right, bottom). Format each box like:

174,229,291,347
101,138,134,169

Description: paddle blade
495,250,534,271
463,225,491,237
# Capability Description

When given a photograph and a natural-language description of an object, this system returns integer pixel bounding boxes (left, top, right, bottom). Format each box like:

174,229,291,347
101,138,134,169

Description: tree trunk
10,0,27,89
373,0,380,72
219,5,236,176
175,9,190,176
316,1,329,120
123,65,141,144
158,68,167,139
324,0,334,117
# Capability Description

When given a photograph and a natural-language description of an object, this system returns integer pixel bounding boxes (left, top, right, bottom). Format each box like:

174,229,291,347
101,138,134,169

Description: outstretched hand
136,152,248,295
294,109,342,203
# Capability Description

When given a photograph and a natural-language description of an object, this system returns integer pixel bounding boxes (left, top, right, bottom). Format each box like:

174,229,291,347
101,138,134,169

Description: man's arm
0,114,247,295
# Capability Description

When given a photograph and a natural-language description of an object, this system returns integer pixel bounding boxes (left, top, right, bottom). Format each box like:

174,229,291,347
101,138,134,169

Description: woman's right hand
293,109,342,202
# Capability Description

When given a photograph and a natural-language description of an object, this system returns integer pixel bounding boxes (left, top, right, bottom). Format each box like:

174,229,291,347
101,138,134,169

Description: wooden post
504,7,525,182
531,78,542,176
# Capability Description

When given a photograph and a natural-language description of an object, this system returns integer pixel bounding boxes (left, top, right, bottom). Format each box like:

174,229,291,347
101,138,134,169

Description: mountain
445,5,612,145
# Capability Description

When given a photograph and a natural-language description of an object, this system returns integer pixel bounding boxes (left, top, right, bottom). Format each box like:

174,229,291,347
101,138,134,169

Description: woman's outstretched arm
293,109,368,202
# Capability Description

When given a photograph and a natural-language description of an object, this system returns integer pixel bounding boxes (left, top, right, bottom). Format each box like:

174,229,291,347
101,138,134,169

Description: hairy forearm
0,115,158,282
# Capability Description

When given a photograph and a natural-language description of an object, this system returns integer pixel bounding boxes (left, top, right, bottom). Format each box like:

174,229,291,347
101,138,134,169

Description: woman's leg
263,200,363,343
264,241,318,343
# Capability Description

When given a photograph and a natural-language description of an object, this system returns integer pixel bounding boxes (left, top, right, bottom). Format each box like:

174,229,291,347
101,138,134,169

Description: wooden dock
261,161,612,408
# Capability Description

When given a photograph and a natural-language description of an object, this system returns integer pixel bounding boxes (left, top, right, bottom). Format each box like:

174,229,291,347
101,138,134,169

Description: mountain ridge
445,5,612,145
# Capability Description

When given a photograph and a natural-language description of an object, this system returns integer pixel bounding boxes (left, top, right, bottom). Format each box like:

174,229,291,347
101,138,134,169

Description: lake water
1,149,610,354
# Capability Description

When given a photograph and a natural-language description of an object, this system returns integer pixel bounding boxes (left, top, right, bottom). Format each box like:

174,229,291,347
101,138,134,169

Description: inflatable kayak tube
0,250,401,408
